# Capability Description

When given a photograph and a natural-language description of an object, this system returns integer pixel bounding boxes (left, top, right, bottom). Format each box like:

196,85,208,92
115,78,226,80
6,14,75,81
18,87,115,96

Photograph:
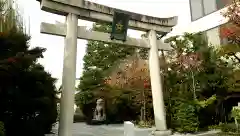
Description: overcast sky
17,0,225,88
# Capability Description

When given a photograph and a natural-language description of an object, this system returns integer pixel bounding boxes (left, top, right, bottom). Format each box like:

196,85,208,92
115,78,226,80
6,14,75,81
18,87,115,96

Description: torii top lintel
37,0,178,33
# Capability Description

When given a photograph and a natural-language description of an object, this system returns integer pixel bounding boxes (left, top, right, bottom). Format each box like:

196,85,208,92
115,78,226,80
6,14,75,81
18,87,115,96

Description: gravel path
49,123,220,136
50,123,154,136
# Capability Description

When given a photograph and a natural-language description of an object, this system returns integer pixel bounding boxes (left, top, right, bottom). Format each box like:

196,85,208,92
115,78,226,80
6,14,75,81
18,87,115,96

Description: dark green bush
73,114,86,123
77,89,140,124
220,123,240,133
0,121,5,136
172,100,200,133
216,123,240,136
75,91,95,122
0,29,58,136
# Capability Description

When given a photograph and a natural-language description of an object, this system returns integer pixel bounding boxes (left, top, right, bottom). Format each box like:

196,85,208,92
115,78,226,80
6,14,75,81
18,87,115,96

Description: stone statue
93,98,106,121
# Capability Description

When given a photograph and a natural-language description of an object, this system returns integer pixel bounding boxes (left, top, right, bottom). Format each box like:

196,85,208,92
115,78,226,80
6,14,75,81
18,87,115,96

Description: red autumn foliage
105,54,150,90
143,79,150,89
221,0,240,44
221,27,235,38
178,52,202,70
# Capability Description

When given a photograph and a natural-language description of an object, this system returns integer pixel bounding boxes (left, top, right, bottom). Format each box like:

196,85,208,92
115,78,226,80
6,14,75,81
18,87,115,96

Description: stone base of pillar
151,130,172,136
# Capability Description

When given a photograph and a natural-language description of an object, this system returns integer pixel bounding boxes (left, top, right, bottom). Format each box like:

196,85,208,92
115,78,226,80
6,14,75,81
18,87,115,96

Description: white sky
17,0,226,88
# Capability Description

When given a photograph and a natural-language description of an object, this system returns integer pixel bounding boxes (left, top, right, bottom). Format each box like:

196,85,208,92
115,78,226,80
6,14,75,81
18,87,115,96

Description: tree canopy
219,0,240,61
76,23,137,123
76,2,240,131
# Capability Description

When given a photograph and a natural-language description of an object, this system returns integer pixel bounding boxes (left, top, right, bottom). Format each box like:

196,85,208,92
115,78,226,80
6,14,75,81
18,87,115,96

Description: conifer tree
0,1,58,136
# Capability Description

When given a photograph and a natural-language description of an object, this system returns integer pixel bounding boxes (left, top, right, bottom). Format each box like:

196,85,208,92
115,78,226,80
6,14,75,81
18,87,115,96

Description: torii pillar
36,0,178,135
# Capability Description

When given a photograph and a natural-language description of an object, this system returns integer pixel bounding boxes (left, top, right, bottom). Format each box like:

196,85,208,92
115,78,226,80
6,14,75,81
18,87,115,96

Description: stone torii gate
36,0,177,135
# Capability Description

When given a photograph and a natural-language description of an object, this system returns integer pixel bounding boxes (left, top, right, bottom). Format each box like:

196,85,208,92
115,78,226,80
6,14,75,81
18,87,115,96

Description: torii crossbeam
36,0,178,136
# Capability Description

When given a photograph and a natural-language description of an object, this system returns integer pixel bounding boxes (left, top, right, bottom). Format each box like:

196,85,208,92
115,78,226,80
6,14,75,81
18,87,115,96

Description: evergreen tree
76,23,136,122
164,33,233,131
0,1,58,136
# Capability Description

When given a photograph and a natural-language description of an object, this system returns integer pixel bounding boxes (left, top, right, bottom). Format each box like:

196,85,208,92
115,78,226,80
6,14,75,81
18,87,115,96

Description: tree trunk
143,89,146,121
191,71,197,99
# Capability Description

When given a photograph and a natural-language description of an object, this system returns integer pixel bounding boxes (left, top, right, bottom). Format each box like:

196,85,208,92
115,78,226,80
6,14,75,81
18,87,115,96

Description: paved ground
51,123,154,136
49,123,221,136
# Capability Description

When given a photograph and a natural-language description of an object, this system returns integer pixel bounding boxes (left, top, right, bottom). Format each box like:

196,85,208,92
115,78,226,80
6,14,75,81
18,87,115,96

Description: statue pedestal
151,130,171,136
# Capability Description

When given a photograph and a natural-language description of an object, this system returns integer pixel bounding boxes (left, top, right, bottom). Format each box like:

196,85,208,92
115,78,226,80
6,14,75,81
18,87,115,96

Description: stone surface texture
49,123,154,136
46,123,220,136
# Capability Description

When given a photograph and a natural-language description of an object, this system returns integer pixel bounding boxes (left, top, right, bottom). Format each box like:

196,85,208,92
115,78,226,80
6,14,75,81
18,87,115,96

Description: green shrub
172,100,200,133
73,114,86,123
75,91,95,121
76,88,140,124
137,120,154,128
210,124,240,135
0,122,5,136
0,29,58,136
208,124,222,130
232,107,240,123
220,123,240,133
